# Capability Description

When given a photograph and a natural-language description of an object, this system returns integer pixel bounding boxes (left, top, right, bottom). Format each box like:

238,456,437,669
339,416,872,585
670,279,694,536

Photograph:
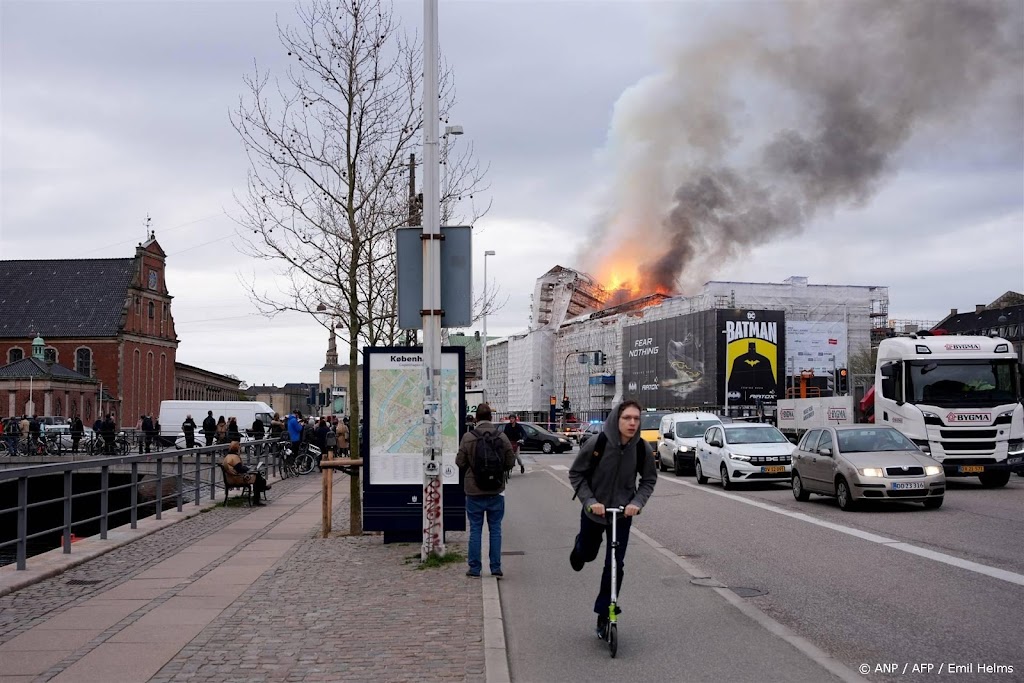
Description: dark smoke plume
586,0,1024,294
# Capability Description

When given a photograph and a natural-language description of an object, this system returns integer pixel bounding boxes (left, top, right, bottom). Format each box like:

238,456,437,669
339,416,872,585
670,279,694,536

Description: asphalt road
503,449,1023,682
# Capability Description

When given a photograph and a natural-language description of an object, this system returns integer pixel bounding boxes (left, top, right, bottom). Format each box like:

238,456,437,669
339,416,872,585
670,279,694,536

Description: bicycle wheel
608,622,617,658
295,453,315,475
0,441,8,457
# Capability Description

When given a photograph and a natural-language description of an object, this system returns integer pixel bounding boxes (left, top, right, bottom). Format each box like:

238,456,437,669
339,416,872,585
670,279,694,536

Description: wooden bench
218,462,264,506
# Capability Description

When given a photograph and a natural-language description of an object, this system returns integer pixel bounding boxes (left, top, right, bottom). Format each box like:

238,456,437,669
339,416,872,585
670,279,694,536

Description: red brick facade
0,239,178,427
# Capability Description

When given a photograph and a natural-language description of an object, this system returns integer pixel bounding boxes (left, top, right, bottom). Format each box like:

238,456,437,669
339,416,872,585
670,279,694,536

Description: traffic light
594,351,606,366
837,368,849,394
308,386,317,405
562,397,571,412
550,395,557,406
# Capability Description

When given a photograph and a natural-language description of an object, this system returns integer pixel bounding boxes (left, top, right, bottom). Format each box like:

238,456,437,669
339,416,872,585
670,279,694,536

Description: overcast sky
2,0,1022,387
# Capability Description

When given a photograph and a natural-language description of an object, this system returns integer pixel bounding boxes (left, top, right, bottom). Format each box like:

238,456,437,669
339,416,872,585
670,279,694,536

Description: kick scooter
603,506,625,658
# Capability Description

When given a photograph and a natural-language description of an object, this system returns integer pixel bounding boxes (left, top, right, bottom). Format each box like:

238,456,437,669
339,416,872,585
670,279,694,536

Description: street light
441,125,463,221
482,250,496,403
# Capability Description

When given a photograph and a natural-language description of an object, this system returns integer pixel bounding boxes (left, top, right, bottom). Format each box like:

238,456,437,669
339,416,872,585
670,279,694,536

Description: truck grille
941,442,996,452
885,466,924,477
940,429,996,439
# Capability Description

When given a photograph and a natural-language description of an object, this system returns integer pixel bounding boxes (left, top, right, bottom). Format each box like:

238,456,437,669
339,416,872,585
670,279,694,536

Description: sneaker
569,547,584,572
596,614,608,639
466,570,480,578
492,570,503,579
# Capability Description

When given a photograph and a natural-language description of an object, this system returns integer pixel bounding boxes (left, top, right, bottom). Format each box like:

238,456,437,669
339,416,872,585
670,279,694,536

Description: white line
657,474,1024,587
545,470,861,683
549,465,569,471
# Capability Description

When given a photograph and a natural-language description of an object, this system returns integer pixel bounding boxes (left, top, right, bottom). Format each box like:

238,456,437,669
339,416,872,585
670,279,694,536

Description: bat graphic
744,359,760,367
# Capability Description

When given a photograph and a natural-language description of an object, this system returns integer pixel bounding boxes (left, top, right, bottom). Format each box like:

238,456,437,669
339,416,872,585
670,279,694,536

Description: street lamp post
482,250,495,403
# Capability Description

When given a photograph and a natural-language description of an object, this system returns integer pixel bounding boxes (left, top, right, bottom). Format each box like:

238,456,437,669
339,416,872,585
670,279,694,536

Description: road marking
545,471,861,683
657,474,1024,587
549,465,569,471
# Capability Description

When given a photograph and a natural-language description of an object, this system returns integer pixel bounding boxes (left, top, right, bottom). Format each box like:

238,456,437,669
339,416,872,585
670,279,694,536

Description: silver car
791,426,946,511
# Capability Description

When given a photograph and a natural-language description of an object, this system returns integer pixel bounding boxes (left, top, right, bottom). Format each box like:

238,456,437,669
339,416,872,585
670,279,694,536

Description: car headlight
728,452,750,462
558,438,568,444
924,465,942,476
677,446,693,454
858,467,885,477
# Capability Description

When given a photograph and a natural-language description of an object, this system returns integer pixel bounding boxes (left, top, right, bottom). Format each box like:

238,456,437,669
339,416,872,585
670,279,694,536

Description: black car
578,422,604,448
518,422,573,454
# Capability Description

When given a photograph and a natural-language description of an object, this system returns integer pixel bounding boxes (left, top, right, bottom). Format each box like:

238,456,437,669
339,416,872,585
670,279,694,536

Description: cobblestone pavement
0,472,484,683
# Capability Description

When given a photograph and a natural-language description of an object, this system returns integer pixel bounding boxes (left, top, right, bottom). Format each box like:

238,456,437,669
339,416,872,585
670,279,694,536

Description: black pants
185,433,195,448
204,433,214,446
573,508,633,616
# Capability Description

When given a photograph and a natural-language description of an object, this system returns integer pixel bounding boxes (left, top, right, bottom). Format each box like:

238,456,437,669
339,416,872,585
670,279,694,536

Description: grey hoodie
568,405,658,525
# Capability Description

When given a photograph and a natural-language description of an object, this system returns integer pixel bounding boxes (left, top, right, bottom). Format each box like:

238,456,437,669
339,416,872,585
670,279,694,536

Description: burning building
485,268,888,417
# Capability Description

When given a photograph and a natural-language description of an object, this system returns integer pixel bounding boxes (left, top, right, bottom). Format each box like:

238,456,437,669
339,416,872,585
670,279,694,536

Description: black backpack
470,428,507,491
571,433,650,501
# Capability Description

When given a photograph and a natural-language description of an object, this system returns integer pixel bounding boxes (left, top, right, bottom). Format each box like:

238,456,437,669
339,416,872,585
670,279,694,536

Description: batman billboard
719,309,786,405
621,310,718,409
621,308,785,409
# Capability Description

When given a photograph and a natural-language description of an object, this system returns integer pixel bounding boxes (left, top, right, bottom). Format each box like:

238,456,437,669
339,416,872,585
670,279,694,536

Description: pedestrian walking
336,417,350,457
216,415,227,444
226,416,241,444
567,400,657,638
325,421,337,459
502,413,526,474
70,416,84,453
456,403,516,579
202,410,216,446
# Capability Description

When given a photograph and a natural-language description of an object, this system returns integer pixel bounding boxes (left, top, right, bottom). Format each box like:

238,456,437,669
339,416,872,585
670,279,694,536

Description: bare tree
232,0,488,532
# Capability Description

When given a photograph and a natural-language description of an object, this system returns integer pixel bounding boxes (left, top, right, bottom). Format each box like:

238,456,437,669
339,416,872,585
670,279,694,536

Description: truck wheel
923,496,944,509
694,460,707,485
836,477,857,511
979,471,1010,488
792,473,810,501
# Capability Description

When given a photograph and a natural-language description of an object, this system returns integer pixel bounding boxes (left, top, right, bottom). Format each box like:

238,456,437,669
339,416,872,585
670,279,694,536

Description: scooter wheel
608,622,617,658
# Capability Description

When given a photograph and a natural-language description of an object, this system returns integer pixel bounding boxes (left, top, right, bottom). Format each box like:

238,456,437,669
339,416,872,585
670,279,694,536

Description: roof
932,301,1023,339
0,357,94,381
0,258,137,339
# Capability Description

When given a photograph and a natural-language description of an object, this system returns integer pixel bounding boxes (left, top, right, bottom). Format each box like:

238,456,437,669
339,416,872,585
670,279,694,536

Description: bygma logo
779,409,795,421
946,412,991,423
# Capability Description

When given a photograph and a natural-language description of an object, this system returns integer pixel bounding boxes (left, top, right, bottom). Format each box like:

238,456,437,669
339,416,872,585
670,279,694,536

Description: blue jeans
466,494,505,575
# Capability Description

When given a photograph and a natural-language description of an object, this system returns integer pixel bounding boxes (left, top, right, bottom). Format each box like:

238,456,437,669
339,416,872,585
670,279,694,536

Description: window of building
44,347,57,363
135,296,141,314
148,301,155,319
8,348,23,363
76,347,93,377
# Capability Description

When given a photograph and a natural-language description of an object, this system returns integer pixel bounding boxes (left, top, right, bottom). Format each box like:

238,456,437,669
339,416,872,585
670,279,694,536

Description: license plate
891,481,925,490
762,466,786,474
958,465,984,474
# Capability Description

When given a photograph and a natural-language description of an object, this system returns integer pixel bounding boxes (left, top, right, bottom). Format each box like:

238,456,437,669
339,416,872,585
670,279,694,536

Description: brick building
0,235,178,426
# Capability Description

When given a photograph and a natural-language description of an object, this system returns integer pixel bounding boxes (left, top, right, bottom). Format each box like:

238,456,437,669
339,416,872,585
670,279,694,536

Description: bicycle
277,441,300,479
600,506,625,658
295,443,322,476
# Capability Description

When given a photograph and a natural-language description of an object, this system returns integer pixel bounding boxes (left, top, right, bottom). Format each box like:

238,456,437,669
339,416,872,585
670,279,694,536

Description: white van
159,400,275,448
657,412,723,475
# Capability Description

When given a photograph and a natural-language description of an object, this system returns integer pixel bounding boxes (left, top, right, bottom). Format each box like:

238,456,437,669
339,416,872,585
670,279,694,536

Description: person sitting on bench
223,441,271,505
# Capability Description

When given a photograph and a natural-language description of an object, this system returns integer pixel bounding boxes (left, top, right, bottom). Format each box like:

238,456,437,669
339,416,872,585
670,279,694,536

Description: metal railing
0,438,282,571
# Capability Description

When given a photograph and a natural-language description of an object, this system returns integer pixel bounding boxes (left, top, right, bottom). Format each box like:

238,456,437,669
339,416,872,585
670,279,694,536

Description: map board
366,349,462,486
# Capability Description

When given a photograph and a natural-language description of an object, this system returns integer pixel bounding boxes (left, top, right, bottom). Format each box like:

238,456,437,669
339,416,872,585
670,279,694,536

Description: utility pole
420,0,444,560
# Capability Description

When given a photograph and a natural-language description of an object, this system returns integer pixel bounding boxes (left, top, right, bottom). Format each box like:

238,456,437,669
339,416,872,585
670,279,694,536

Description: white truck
874,334,1023,487
776,396,856,437
159,400,275,448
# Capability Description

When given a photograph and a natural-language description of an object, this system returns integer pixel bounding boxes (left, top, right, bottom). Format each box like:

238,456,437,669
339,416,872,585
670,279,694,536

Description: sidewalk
0,473,487,683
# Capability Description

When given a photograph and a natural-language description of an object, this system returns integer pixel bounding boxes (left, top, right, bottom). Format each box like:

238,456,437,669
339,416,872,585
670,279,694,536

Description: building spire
325,326,338,366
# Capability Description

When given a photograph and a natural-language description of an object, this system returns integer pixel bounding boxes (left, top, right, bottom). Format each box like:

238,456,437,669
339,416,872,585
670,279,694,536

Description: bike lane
496,468,855,683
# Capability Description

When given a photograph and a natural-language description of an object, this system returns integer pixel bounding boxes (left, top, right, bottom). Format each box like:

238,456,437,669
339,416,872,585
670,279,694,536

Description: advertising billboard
786,321,847,376
719,309,786,405
621,310,718,409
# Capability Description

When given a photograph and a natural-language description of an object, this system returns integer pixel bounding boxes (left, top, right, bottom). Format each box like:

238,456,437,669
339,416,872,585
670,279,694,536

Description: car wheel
792,472,810,501
694,459,707,484
720,465,732,490
836,477,856,511
979,471,1010,488
923,496,944,509
542,441,553,454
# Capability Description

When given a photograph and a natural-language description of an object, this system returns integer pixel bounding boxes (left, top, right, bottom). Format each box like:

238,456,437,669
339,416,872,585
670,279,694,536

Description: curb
483,575,511,683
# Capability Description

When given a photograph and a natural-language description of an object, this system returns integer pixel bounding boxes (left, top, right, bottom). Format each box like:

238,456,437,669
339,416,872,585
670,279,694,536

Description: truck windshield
676,420,721,438
905,359,1019,407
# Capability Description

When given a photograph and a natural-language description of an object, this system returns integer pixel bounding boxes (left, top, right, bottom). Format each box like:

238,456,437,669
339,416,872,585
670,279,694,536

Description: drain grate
66,579,103,586
501,551,525,556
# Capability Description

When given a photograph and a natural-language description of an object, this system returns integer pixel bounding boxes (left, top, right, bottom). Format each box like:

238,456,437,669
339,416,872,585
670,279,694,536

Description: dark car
518,422,573,454
579,422,604,448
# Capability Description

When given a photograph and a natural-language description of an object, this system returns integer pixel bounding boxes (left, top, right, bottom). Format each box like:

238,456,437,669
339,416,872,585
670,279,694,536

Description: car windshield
905,359,1018,407
528,424,554,437
724,426,789,444
837,428,919,453
676,420,721,438
641,413,665,430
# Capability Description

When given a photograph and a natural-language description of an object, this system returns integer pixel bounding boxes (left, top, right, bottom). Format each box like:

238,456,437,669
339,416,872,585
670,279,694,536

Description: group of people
457,400,657,638
134,414,164,453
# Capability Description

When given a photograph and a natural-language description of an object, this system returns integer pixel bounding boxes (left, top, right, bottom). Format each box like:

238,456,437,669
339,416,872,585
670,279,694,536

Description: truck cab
874,334,1022,487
